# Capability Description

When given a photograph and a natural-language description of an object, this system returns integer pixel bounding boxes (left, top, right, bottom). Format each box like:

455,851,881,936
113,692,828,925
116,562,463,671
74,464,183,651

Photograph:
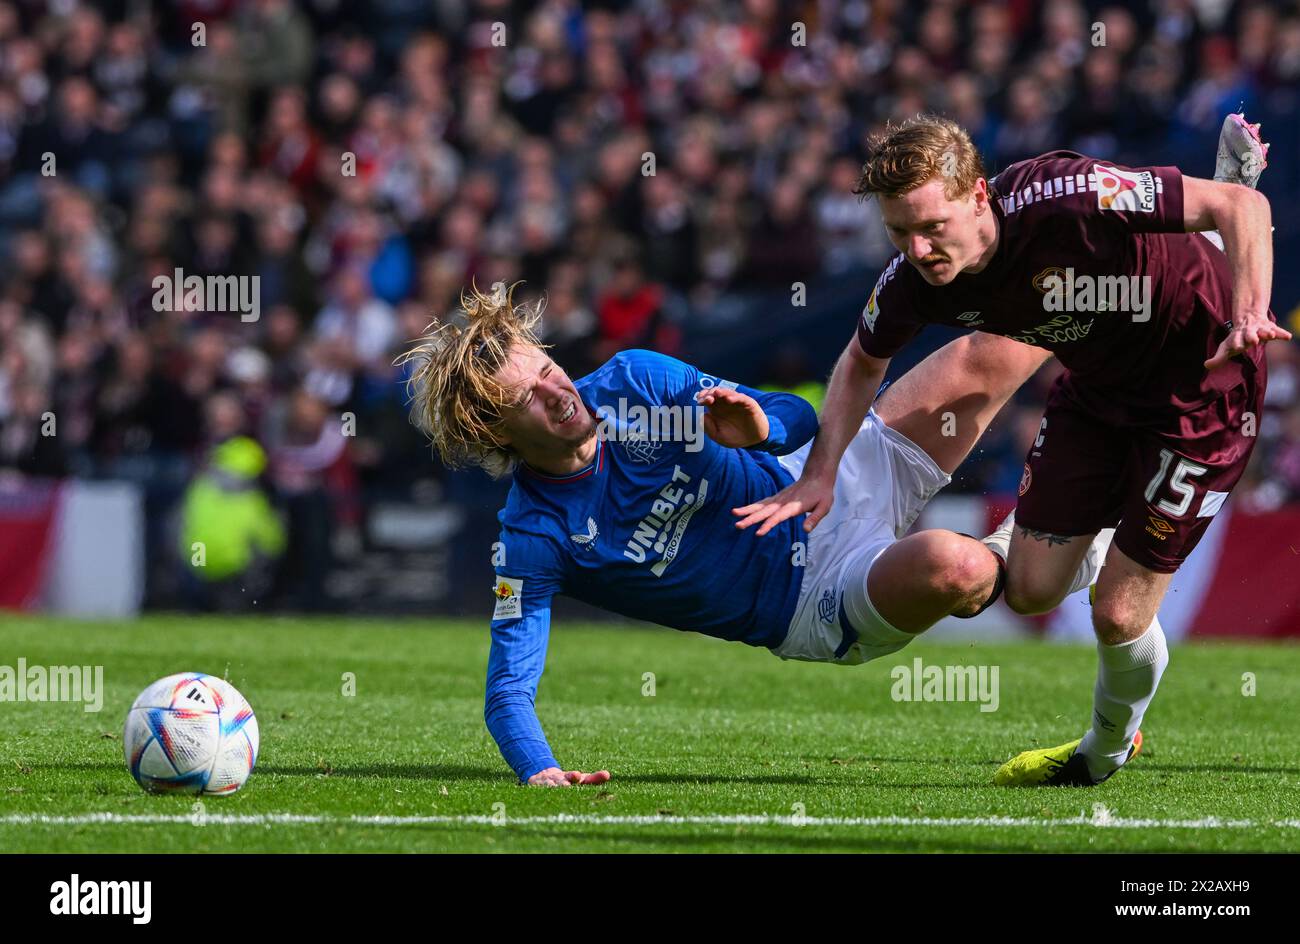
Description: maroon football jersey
857,150,1269,424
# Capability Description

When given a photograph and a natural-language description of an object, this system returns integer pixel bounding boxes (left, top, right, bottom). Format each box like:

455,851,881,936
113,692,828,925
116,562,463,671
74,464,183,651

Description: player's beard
572,418,598,450
556,408,597,450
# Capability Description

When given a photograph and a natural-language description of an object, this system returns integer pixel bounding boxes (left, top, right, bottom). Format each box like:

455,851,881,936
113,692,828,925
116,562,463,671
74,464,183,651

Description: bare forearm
1183,176,1290,367
803,342,887,481
1216,189,1273,320
1186,177,1274,321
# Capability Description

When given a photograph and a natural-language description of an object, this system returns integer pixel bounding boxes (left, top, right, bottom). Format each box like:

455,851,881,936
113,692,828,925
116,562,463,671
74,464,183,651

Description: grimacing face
493,344,595,460
878,175,993,285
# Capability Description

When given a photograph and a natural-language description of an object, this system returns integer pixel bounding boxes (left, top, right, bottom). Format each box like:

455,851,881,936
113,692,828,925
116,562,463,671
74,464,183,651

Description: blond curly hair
398,282,547,479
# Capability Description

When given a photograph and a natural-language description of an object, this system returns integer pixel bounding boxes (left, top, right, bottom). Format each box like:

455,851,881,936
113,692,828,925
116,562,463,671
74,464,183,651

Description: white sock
1079,616,1169,779
843,573,919,662
980,513,1111,597
980,511,1015,561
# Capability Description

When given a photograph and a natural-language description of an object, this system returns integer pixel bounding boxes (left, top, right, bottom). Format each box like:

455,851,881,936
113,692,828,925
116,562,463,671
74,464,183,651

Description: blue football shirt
485,350,818,781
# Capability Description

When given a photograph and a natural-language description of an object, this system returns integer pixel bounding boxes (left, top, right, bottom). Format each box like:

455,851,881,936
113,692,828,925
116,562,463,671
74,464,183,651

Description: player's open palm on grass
527,767,611,787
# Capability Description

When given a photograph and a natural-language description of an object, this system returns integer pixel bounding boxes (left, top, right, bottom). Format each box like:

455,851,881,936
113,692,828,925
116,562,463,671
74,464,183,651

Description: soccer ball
123,673,259,795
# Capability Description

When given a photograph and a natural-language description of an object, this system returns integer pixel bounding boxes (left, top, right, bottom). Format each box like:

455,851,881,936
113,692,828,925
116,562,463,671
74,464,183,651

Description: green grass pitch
1,616,1298,852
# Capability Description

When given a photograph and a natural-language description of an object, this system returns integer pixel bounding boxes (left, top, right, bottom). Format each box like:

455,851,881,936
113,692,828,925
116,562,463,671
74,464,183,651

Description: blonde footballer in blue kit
401,286,1113,785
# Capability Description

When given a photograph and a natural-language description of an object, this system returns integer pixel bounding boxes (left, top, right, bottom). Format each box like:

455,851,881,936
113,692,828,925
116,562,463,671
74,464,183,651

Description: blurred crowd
0,0,1299,604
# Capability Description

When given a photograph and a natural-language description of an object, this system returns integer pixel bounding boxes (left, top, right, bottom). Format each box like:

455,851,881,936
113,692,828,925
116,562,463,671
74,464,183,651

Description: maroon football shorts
1013,368,1266,574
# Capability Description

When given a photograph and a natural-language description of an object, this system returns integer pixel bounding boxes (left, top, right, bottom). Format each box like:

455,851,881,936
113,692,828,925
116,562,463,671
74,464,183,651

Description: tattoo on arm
1016,526,1076,548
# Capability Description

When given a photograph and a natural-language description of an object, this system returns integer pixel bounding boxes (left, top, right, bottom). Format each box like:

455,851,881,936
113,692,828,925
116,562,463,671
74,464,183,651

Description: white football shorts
771,409,951,665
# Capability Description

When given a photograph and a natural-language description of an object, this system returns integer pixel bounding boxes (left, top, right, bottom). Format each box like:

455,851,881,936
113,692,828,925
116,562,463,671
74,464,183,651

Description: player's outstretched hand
732,474,834,536
696,386,769,449
1205,316,1292,369
527,767,611,787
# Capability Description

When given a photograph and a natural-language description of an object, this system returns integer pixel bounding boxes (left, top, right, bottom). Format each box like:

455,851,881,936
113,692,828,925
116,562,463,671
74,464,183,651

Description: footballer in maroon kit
856,147,1265,576
735,114,1290,786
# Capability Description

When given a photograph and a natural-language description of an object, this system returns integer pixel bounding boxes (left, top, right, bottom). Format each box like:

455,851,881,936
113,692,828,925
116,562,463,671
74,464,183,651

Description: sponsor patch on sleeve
492,576,524,619
861,287,880,332
1094,164,1156,213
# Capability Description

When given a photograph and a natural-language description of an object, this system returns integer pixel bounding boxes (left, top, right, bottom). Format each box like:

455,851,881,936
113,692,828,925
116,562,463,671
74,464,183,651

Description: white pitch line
2,812,1299,829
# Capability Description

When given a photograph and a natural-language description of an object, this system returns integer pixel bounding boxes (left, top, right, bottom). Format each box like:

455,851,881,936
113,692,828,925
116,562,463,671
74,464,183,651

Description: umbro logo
957,310,984,326
1144,516,1175,540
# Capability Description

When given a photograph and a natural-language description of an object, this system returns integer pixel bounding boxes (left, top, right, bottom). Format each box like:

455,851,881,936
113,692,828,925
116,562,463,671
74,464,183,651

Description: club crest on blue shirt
622,435,664,464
